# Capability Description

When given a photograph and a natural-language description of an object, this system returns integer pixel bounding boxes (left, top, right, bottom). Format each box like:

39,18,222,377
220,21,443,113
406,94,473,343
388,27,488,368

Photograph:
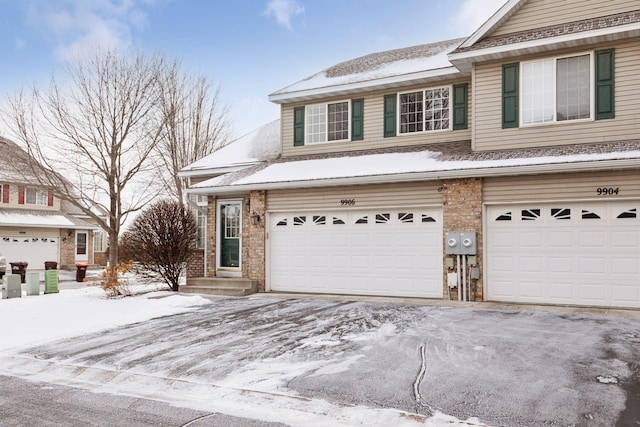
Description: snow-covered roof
180,120,281,177
269,39,466,104
189,140,640,194
0,208,96,230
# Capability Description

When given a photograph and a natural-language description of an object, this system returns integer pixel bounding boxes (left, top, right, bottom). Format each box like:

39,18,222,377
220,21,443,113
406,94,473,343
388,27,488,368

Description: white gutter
269,66,465,104
178,163,258,178
186,158,640,195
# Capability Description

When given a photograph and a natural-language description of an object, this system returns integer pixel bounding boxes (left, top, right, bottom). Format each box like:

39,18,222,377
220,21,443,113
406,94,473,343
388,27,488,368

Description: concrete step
180,277,258,296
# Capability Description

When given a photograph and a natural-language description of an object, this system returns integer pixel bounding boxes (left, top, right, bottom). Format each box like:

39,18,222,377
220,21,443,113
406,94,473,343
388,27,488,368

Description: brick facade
206,196,217,277
245,191,266,291
186,249,205,278
59,229,76,268
442,178,483,300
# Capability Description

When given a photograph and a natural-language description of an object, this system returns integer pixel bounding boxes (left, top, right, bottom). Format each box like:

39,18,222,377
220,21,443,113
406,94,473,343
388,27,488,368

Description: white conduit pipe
462,255,467,302
457,254,462,301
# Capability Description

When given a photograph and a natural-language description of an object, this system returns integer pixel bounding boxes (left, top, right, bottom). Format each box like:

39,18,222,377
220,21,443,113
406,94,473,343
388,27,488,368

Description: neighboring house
0,137,97,270
65,201,110,266
182,0,640,309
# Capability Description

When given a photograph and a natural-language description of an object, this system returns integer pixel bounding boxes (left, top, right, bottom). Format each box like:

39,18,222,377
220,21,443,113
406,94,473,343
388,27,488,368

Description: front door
218,201,241,269
76,231,88,262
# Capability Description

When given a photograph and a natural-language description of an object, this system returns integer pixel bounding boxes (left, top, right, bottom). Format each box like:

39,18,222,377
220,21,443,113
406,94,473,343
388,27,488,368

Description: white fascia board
269,67,464,104
177,163,257,178
186,158,640,196
459,0,525,49
450,23,640,69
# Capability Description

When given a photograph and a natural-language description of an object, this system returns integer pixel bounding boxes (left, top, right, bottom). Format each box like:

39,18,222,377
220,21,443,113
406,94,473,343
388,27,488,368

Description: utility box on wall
445,231,477,255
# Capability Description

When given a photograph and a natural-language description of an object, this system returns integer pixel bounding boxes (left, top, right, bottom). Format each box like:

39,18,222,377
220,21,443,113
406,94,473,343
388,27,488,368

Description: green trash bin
44,270,59,294
26,272,40,296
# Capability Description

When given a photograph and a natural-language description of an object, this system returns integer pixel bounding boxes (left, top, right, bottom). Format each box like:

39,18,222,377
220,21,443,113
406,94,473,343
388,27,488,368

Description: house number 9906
597,187,619,196
341,199,356,206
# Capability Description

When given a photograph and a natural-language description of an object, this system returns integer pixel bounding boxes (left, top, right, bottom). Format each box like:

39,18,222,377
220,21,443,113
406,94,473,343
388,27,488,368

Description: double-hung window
399,86,451,134
521,53,592,125
306,101,350,143
25,187,48,206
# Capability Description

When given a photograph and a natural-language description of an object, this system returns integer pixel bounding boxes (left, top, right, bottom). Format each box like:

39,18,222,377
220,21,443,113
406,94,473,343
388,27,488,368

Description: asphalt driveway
4,296,640,426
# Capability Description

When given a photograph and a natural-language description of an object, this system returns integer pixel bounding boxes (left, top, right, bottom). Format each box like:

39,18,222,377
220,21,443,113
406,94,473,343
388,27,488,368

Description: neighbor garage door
268,208,443,298
0,235,60,268
486,202,640,308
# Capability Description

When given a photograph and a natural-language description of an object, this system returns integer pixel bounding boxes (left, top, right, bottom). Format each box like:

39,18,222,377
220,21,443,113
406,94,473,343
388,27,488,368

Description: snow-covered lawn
0,287,487,427
0,286,211,353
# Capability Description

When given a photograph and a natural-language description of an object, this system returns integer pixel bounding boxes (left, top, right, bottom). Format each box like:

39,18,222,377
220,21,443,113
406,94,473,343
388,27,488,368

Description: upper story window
306,101,350,143
502,49,614,129
521,53,592,125
399,86,451,134
293,99,363,147
26,187,48,206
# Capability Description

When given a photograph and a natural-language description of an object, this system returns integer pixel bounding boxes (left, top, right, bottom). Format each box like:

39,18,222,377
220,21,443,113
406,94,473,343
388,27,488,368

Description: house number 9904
597,187,619,196
341,199,356,206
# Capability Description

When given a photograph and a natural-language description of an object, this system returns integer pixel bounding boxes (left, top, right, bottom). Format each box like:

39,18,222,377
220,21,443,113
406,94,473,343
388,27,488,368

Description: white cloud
452,0,509,36
264,0,304,30
24,0,154,60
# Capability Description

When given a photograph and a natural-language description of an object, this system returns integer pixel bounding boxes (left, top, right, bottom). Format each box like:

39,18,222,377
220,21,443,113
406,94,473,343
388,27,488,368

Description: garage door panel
269,208,443,298
487,202,640,308
519,232,543,247
548,231,572,247
613,286,639,303
612,258,639,274
579,231,605,248
548,283,573,299
612,232,638,247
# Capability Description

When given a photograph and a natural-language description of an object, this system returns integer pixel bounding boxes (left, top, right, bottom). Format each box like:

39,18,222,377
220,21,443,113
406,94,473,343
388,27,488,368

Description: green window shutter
595,49,615,120
351,99,364,141
293,106,305,146
452,84,468,130
383,94,397,138
502,63,519,129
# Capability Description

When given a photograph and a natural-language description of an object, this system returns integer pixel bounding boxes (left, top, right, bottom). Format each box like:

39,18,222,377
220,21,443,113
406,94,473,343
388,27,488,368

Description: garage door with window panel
487,202,640,308
0,235,59,268
268,208,443,298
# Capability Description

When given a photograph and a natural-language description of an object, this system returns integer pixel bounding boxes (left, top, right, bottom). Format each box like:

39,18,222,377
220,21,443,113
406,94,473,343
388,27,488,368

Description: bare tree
120,199,197,291
154,60,232,202
3,49,164,271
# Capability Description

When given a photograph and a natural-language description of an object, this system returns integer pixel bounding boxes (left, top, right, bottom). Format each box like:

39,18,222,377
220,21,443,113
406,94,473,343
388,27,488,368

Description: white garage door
268,208,443,298
487,202,640,308
0,236,60,269
0,236,60,272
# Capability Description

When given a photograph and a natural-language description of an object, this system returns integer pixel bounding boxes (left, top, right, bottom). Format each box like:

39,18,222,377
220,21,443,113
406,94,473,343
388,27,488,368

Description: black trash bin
44,261,58,270
10,262,28,283
76,263,88,282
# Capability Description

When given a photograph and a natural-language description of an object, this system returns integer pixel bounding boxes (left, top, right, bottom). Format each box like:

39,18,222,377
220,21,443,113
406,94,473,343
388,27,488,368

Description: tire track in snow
413,343,435,415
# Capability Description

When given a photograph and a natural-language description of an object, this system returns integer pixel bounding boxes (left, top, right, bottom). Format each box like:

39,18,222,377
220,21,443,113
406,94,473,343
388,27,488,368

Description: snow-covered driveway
1,293,639,426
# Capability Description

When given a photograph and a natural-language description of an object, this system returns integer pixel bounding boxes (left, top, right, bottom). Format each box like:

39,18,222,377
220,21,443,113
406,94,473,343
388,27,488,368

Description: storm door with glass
218,201,242,269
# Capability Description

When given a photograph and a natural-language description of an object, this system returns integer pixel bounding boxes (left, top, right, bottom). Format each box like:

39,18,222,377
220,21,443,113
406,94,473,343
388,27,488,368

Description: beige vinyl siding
484,170,640,203
3,184,61,210
473,39,640,151
281,80,472,157
491,0,638,37
267,182,443,211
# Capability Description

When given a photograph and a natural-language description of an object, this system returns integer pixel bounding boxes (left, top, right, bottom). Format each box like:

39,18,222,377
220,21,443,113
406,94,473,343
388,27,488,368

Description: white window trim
305,100,351,144
25,187,48,206
397,85,453,135
520,51,595,127
193,194,208,250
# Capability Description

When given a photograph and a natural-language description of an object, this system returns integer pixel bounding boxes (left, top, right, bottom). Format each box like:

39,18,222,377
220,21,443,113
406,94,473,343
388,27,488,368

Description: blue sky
0,0,506,138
